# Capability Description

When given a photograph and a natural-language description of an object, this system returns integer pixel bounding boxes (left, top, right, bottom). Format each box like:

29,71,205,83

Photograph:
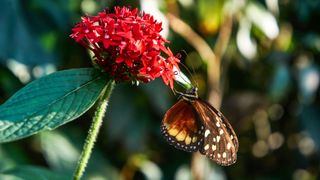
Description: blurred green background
0,0,320,179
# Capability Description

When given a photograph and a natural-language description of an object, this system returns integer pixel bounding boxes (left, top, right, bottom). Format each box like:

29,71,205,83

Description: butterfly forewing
192,99,238,166
161,99,204,152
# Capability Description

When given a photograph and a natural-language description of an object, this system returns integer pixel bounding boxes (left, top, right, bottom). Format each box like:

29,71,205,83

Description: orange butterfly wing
161,99,204,152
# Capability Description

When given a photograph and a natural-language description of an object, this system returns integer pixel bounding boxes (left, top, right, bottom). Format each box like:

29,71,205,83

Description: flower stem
73,80,115,180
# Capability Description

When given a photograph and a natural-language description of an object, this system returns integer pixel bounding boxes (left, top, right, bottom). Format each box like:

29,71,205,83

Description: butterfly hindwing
161,99,204,152
192,99,238,166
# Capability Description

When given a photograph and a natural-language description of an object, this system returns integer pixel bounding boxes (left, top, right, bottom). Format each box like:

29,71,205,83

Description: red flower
70,6,180,89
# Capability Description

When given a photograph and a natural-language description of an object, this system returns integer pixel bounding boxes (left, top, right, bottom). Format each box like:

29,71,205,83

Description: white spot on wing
205,130,210,137
219,129,224,135
204,144,209,150
216,121,220,127
227,142,231,150
216,136,221,142
212,145,216,151
223,152,227,158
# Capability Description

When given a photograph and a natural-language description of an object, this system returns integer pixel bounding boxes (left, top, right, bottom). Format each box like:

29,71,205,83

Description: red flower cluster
70,6,179,88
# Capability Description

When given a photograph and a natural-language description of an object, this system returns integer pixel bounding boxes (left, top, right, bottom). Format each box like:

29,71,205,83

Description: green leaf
0,68,108,143
40,131,80,172
246,2,279,40
0,166,70,180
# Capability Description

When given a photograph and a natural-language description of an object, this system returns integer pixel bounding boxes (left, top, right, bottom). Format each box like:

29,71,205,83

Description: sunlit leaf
0,68,108,143
41,130,119,179
236,18,257,59
246,2,279,39
140,160,162,179
40,131,79,173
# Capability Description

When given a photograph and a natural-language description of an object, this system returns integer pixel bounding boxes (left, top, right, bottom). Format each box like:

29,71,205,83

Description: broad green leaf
0,68,108,143
0,166,69,180
40,131,80,172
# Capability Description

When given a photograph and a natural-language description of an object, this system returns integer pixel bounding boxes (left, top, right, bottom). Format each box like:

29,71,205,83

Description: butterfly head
174,85,199,101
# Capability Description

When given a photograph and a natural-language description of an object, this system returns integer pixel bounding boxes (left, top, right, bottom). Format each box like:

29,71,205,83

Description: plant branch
208,14,233,107
73,80,115,180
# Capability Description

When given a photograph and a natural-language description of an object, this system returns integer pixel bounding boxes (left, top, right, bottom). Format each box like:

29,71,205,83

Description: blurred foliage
0,0,320,179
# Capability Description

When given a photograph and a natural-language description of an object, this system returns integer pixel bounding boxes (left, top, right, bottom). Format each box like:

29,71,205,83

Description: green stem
73,80,115,180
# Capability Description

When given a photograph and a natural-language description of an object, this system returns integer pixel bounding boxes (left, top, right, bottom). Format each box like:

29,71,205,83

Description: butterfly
161,87,239,166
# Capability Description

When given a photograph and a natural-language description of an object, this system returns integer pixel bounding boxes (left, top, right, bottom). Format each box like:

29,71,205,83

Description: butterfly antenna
179,58,198,89
187,54,199,89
